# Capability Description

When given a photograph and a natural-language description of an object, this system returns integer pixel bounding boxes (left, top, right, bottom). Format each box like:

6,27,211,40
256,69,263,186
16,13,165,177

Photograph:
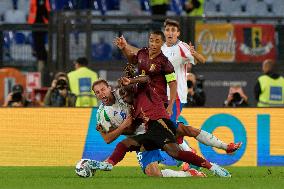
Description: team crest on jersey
149,64,156,72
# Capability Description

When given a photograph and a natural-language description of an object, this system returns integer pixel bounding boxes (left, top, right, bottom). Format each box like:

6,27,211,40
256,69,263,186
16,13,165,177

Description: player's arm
166,73,177,116
120,75,150,86
114,36,140,65
97,115,133,144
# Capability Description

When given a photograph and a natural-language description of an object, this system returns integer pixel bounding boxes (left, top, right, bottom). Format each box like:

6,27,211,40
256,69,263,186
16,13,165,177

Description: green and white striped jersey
96,90,131,132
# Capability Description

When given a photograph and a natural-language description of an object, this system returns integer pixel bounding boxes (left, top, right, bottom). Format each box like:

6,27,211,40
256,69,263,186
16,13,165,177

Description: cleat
210,163,231,177
187,168,207,177
87,160,113,171
226,142,242,154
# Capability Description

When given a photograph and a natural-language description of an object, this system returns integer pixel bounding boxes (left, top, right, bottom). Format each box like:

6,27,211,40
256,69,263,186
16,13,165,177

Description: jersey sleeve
178,42,195,65
96,106,112,132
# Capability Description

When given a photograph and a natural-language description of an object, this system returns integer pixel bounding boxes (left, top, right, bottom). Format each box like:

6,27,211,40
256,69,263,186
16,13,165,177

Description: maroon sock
177,151,212,169
107,142,128,166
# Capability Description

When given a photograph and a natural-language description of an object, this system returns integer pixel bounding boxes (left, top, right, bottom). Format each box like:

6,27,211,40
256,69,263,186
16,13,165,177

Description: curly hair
123,63,136,78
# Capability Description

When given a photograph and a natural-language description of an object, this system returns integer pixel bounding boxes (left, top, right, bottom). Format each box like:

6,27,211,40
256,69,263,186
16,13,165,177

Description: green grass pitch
0,166,284,189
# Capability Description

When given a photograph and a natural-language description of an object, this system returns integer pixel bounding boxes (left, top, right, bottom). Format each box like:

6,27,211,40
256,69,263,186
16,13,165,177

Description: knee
187,126,200,137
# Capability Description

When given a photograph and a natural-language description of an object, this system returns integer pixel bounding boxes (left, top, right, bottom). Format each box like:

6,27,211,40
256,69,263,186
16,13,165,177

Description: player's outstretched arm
113,36,140,65
96,116,133,144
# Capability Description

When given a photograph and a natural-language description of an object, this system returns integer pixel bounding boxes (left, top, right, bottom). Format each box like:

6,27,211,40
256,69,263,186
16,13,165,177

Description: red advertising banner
234,24,276,62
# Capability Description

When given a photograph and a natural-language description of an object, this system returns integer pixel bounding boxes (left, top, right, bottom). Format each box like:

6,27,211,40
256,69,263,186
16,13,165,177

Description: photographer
3,84,30,107
44,72,76,107
184,73,206,107
224,86,248,107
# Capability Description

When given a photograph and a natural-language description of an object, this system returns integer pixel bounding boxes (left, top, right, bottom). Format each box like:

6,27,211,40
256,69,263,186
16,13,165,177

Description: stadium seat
14,32,26,45
273,0,284,16
106,0,120,10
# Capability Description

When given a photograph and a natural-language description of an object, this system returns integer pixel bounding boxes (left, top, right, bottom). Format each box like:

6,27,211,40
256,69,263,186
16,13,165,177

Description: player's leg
163,142,231,177
170,100,192,166
176,122,242,154
155,118,231,177
88,137,142,170
138,150,205,177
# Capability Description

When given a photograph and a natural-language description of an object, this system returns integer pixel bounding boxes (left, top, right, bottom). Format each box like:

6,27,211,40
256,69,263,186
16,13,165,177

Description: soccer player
92,79,205,177
115,30,177,116
89,77,231,177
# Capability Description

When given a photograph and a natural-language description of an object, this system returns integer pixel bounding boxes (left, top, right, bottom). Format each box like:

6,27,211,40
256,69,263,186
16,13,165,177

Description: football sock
176,150,212,169
196,130,227,150
107,142,128,166
179,140,192,151
161,169,191,177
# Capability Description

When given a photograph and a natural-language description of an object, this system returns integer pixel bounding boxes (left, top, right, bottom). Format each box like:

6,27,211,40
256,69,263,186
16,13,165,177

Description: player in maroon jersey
117,31,177,116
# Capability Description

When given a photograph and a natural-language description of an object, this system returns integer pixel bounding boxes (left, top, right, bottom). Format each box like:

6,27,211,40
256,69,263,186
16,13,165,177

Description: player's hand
166,104,173,116
120,77,131,86
113,35,127,49
188,42,196,56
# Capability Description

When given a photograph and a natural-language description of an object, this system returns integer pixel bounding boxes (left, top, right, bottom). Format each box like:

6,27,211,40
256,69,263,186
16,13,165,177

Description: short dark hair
54,72,68,80
164,19,181,31
150,30,165,42
92,79,109,92
75,57,88,66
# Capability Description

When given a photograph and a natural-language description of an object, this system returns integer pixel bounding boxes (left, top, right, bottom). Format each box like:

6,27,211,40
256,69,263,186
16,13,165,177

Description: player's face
148,34,163,55
93,82,113,105
164,25,180,46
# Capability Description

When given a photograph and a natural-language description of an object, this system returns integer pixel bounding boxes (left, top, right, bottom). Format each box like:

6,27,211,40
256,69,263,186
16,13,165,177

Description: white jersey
96,89,145,135
162,40,195,103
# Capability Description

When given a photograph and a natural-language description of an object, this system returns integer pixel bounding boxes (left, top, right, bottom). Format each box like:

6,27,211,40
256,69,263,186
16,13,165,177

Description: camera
56,79,68,90
196,75,204,89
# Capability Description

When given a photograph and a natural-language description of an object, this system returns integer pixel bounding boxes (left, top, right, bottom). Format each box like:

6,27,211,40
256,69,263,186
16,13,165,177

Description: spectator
224,85,248,107
28,0,51,84
68,57,99,107
150,0,169,15
44,72,76,107
184,0,204,16
184,73,206,107
3,84,30,107
255,59,284,107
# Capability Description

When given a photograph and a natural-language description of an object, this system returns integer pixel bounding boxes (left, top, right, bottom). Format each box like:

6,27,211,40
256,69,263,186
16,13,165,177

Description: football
75,159,96,178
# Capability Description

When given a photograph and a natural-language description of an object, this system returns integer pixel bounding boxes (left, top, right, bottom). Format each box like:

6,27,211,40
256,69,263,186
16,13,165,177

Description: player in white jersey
162,18,206,124
93,79,205,177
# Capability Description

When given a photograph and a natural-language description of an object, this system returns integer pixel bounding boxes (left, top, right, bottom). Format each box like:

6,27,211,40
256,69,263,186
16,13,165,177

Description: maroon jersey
133,83,170,121
134,48,175,103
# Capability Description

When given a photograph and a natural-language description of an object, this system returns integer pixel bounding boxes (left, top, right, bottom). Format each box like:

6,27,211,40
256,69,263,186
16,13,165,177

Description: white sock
196,130,227,150
161,169,191,177
179,140,192,152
